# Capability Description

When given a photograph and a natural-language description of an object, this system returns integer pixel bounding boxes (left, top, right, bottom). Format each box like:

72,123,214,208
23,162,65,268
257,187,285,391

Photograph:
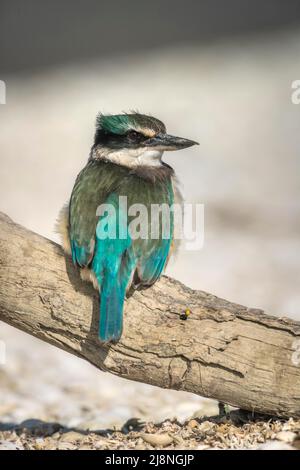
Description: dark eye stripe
127,130,145,142
94,128,150,149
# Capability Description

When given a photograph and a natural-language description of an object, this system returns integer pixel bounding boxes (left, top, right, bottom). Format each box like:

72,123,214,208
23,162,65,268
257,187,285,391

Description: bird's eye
127,130,142,141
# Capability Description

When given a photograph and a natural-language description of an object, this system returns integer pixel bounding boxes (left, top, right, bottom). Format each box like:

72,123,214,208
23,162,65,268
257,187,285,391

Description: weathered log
0,212,299,418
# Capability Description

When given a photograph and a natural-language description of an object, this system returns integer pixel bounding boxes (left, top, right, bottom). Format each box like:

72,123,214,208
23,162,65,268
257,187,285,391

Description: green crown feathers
96,112,166,136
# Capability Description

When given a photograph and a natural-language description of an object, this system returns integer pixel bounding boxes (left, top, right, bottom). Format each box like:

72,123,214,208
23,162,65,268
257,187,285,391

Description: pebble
275,431,297,444
187,419,199,430
141,433,174,448
59,431,85,444
57,442,78,450
198,421,215,434
259,440,295,450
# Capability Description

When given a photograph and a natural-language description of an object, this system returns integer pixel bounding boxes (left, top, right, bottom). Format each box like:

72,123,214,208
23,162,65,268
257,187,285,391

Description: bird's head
92,112,198,167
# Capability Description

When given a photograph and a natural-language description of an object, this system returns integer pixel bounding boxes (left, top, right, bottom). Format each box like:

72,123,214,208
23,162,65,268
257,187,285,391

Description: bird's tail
98,270,128,343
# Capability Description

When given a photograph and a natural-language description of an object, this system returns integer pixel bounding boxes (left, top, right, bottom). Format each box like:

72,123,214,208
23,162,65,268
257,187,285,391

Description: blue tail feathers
98,272,127,342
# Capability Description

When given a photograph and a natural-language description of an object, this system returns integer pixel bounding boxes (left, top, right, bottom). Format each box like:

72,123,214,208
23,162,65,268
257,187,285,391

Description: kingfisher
57,113,198,343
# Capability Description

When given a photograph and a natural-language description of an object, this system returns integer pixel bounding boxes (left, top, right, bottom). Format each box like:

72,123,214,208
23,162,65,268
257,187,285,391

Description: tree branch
0,212,299,418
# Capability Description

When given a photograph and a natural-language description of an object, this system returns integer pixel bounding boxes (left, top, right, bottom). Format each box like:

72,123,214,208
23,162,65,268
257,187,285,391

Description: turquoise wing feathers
69,160,128,268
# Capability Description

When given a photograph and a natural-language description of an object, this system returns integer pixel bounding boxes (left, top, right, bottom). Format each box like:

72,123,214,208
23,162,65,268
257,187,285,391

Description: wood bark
0,212,299,418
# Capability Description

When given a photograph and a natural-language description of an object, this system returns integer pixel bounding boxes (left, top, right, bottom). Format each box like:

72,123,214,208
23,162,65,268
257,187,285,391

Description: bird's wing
121,175,174,289
69,160,127,267
134,239,172,287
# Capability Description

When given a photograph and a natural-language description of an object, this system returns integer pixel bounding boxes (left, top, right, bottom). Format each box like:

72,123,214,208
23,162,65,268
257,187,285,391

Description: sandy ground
0,28,300,448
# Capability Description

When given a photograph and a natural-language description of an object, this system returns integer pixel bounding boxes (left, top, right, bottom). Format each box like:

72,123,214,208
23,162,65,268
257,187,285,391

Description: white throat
93,147,163,168
136,149,163,166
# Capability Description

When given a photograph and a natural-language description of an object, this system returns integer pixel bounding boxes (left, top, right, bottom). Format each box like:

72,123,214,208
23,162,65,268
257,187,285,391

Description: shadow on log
0,212,299,418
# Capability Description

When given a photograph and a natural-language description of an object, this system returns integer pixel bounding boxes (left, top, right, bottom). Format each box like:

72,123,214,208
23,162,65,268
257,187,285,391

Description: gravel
0,413,299,450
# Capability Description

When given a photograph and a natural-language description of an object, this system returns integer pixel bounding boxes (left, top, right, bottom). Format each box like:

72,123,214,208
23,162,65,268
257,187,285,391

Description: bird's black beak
146,133,199,151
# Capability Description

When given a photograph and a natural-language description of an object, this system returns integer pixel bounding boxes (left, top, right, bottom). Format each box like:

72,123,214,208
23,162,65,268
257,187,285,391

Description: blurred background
1,0,300,430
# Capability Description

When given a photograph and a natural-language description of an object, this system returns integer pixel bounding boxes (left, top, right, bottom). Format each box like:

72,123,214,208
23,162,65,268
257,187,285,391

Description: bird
57,112,198,343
